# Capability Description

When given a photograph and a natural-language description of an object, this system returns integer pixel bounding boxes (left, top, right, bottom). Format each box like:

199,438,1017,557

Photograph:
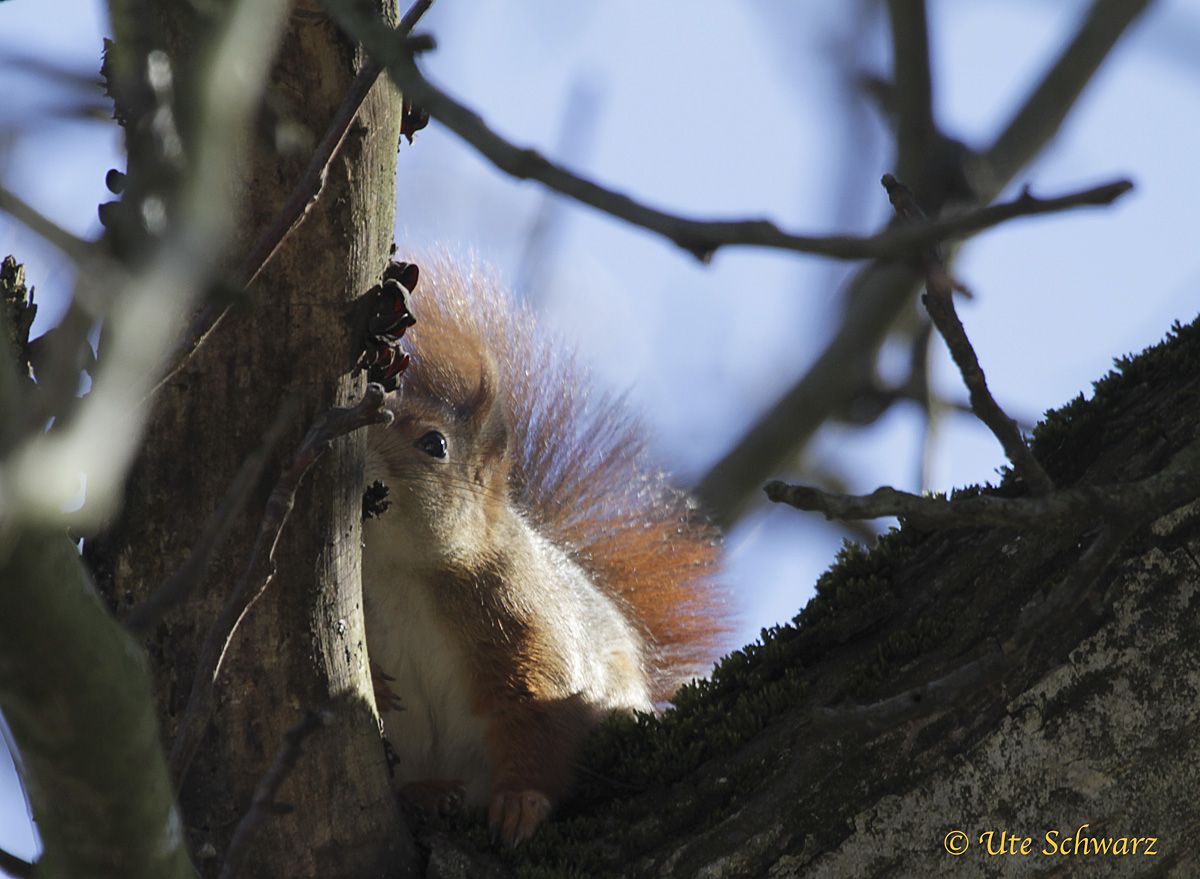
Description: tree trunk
86,2,415,876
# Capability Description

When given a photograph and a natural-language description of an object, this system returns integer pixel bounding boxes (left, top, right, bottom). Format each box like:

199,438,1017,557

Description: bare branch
694,166,1122,524
694,1,1149,527
892,178,1131,247
765,437,1200,530
168,385,392,785
396,0,436,43
218,710,330,879
882,172,1056,495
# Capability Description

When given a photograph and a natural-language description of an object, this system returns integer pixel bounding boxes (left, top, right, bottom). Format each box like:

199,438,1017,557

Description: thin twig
901,179,1131,254
766,437,1200,529
147,0,434,401
788,456,883,545
168,385,392,785
923,280,1054,493
882,172,1057,496
320,1,1132,264
124,398,299,635
218,710,330,879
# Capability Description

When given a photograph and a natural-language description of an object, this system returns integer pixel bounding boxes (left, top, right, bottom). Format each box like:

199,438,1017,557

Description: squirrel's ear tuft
471,367,511,466
466,362,499,425
478,409,510,472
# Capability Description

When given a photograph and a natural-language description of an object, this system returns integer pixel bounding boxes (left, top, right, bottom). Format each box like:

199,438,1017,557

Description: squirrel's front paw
488,789,551,846
399,779,466,819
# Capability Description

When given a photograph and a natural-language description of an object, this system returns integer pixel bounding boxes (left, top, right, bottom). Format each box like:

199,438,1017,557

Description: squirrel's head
366,315,512,568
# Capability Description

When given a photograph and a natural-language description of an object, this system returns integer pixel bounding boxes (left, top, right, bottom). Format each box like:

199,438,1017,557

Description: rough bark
418,318,1200,877
85,2,414,876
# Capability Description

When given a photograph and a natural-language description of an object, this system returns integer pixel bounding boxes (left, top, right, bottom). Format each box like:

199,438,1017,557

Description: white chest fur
361,518,493,804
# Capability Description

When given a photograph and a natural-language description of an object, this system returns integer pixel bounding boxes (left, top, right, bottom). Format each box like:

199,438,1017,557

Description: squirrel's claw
488,789,551,846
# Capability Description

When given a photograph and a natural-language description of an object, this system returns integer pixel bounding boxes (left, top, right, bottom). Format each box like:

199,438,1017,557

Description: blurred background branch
0,0,292,532
694,0,1153,528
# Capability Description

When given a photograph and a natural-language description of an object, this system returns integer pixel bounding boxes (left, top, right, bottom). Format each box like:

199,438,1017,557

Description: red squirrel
362,255,721,844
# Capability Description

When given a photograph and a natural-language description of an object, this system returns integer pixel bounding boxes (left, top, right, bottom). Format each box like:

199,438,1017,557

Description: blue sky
1,0,1198,863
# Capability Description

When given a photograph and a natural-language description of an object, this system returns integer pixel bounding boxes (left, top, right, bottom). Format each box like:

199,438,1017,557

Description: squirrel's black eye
415,430,447,459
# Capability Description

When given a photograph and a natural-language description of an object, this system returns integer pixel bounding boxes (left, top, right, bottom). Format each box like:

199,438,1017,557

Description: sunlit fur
362,254,721,826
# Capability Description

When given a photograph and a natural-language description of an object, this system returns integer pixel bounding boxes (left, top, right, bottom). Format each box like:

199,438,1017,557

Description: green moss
845,611,954,696
1028,317,1200,485
797,526,921,628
